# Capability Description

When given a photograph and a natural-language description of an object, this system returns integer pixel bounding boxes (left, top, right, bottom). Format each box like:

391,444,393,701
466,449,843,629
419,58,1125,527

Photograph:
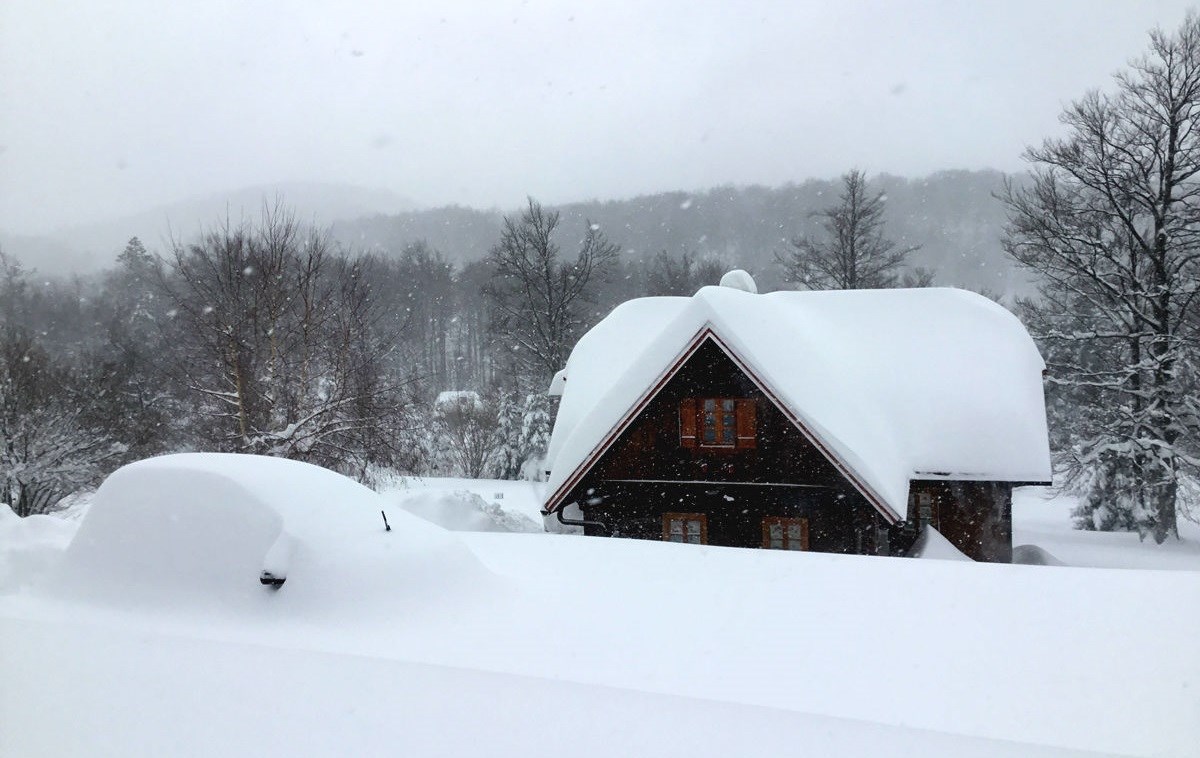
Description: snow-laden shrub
1070,452,1139,532
0,328,124,517
429,391,501,478
493,392,552,482
395,489,541,533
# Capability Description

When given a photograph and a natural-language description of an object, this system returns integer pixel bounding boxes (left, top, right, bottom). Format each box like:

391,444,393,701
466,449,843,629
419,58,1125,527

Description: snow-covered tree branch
1003,13,1200,543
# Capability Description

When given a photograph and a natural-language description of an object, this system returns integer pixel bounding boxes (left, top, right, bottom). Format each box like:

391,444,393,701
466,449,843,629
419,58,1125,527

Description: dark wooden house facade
542,278,1052,562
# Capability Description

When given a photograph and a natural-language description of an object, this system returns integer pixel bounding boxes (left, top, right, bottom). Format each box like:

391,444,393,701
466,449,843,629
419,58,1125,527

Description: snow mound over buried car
48,453,491,613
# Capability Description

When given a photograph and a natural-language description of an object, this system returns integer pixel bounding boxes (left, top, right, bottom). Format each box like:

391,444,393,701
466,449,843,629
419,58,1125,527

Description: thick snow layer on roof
546,286,1051,518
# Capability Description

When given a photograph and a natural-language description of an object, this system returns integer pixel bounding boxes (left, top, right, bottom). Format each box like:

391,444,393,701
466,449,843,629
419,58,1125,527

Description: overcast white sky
0,0,1195,234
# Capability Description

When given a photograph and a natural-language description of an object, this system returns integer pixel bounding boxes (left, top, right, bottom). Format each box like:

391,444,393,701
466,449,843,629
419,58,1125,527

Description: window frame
662,512,708,544
698,397,738,448
761,516,809,551
679,397,757,450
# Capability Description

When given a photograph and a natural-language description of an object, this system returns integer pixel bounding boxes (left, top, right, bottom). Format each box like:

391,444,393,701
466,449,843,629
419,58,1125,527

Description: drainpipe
555,504,608,534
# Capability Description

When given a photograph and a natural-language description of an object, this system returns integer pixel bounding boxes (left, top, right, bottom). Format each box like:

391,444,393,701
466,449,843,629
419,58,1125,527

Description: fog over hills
1,182,413,274
3,170,1028,297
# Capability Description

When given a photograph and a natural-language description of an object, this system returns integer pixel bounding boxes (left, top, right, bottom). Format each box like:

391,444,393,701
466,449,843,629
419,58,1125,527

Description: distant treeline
333,169,1028,297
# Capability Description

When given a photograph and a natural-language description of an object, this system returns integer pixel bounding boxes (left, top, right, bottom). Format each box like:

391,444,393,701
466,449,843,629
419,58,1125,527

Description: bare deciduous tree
430,391,501,478
777,170,921,290
1003,13,1200,543
159,202,416,477
484,198,619,390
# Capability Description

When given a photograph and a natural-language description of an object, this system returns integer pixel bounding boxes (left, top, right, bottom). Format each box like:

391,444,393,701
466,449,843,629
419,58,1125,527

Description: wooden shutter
735,399,757,448
679,398,697,447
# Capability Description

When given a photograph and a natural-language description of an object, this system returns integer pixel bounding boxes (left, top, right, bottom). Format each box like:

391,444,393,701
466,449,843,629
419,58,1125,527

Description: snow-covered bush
429,391,501,478
1069,452,1140,532
493,392,552,481
395,488,541,533
0,327,123,517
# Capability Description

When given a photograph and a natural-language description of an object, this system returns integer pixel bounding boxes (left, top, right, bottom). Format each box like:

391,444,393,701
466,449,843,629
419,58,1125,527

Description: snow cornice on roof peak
717,269,757,293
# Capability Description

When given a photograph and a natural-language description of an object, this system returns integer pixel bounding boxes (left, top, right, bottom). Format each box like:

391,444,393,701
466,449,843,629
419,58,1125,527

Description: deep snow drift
44,454,492,617
0,504,76,594
1,459,1198,757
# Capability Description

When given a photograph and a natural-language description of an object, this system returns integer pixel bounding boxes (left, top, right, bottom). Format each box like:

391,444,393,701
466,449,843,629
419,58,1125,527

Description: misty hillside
3,182,414,274
334,170,1030,296
3,171,1029,296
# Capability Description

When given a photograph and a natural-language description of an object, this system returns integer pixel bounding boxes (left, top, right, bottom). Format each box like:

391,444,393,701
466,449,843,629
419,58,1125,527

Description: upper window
702,398,737,445
679,398,757,449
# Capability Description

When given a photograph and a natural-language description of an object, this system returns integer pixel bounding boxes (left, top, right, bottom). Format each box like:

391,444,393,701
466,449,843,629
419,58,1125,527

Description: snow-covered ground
1014,487,1200,570
1,462,1198,757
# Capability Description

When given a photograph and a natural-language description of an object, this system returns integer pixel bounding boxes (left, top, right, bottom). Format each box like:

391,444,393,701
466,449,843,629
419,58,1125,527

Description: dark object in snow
556,506,605,533
381,510,392,532
259,570,286,589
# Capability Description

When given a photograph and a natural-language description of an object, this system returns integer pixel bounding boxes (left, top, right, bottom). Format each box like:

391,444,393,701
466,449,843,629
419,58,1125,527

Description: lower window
762,516,809,550
663,513,708,544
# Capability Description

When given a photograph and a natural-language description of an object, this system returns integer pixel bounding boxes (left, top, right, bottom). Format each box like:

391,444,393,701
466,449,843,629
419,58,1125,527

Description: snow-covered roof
544,285,1052,520
435,390,483,409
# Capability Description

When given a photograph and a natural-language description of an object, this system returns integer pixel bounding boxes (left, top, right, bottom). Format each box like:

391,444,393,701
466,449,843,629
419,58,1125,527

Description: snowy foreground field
2,457,1199,757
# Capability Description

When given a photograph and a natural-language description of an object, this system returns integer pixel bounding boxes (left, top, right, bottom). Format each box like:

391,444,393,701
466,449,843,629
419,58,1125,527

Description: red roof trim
543,325,903,524
543,326,715,518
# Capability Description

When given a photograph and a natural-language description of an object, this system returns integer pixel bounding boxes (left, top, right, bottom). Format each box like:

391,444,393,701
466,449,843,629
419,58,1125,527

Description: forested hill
333,169,1029,296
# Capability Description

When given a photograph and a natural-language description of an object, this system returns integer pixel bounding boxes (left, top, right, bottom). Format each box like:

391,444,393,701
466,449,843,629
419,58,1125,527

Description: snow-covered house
541,272,1052,562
